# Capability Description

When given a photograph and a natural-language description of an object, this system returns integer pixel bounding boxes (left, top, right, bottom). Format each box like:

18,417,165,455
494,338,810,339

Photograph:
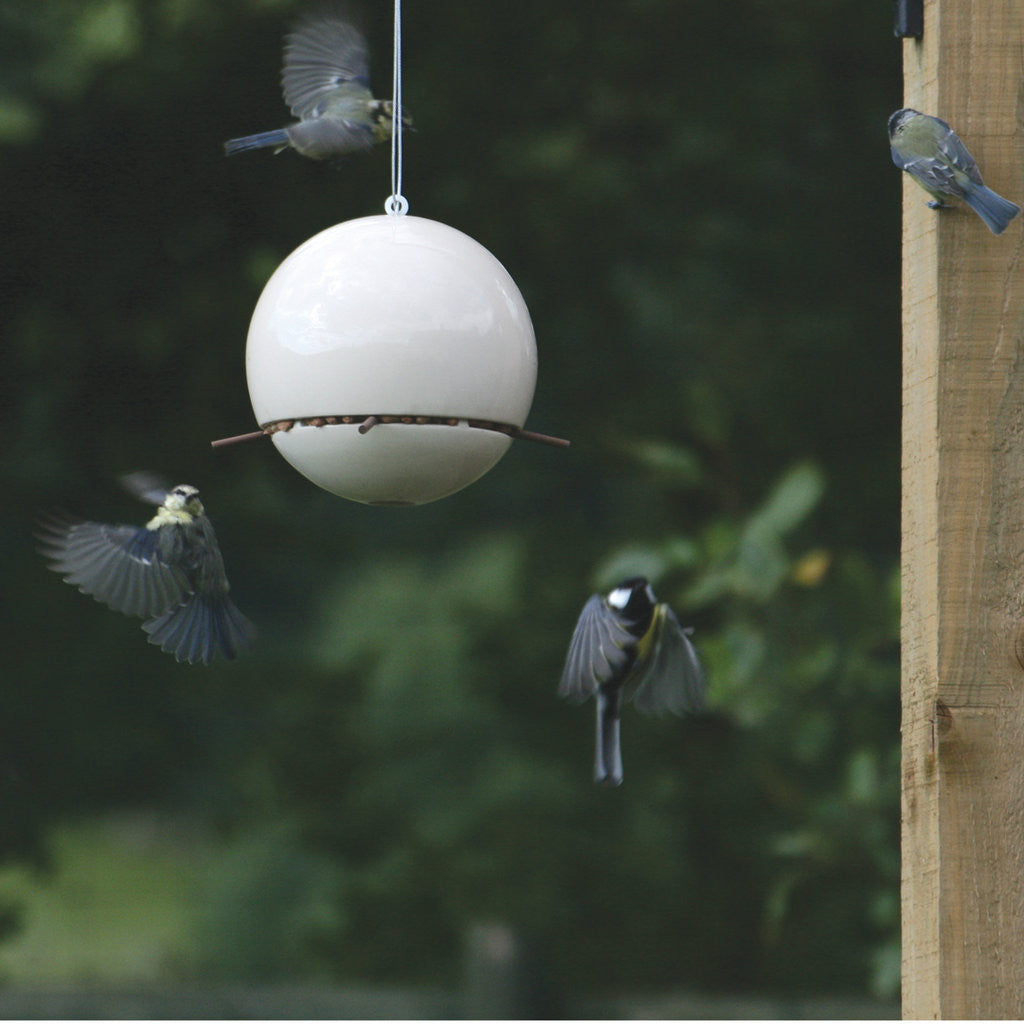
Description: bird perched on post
223,5,412,161
888,107,1020,235
558,577,705,787
38,473,255,665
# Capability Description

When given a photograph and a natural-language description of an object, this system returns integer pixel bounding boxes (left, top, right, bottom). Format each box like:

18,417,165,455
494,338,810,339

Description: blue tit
558,577,705,787
224,6,412,160
38,473,255,666
888,107,1020,235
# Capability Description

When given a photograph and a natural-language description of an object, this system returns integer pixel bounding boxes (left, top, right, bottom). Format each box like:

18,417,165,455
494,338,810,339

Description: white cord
385,0,408,215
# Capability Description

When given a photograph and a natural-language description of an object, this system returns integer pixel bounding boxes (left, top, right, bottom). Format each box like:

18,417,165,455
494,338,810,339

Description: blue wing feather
37,513,190,619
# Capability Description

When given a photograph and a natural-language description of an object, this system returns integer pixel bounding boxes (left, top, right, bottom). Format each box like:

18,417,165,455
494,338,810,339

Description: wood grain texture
901,0,1024,1017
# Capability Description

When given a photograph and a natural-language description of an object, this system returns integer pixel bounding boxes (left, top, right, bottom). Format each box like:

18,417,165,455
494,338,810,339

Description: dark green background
1,0,901,1006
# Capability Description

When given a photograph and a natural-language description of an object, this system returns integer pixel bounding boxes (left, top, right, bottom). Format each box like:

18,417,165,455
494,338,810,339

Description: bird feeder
241,214,556,505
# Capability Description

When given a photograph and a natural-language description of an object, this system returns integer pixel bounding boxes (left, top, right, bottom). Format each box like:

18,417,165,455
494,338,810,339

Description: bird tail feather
594,691,623,786
964,183,1021,235
224,129,290,156
143,594,255,665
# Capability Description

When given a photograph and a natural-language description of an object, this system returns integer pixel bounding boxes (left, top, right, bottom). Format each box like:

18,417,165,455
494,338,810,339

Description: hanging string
384,0,408,215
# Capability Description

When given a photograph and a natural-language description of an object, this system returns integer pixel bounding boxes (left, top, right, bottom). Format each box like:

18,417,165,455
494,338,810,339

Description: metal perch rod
211,416,570,449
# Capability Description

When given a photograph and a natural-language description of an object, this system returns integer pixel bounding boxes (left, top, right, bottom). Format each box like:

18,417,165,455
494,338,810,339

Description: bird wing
627,605,706,716
37,512,192,619
557,595,635,703
285,107,377,156
120,470,170,506
281,10,371,118
935,122,984,185
892,149,959,195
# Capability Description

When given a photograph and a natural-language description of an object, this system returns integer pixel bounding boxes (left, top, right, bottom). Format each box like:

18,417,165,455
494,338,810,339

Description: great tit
888,107,1020,235
558,577,705,787
224,5,413,160
38,473,255,665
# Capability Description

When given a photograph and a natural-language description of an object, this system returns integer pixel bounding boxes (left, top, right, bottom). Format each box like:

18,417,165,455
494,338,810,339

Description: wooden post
901,0,1024,1016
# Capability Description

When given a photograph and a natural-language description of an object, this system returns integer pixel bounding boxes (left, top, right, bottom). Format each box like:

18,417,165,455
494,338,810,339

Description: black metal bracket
894,0,923,38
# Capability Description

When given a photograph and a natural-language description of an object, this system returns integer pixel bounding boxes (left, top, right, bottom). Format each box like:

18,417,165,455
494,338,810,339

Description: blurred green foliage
0,0,900,1003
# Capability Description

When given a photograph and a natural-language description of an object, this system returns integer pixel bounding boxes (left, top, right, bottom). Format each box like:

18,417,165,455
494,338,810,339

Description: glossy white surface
245,215,538,504
271,422,513,506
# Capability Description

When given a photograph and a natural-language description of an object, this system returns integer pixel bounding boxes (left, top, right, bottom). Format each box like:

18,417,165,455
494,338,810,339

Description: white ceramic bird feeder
231,214,563,505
